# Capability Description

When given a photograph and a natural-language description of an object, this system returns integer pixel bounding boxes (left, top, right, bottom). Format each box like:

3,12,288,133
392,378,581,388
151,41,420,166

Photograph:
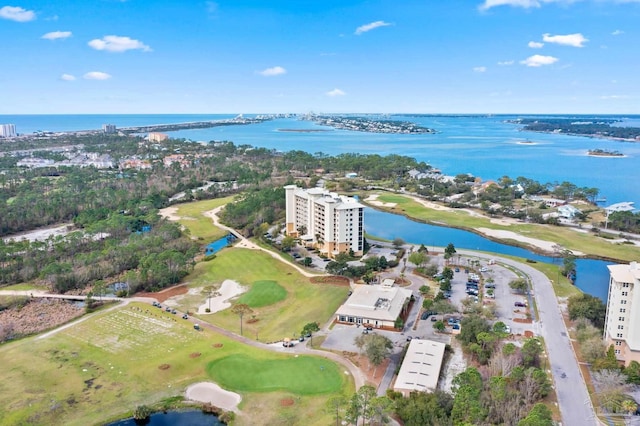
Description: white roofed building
335,284,412,329
284,185,364,258
394,339,446,396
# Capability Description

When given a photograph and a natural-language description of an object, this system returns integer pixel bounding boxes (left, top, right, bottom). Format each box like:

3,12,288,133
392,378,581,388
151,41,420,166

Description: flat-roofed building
0,124,16,138
604,262,640,366
284,185,364,258
394,338,446,397
148,132,169,142
335,284,412,329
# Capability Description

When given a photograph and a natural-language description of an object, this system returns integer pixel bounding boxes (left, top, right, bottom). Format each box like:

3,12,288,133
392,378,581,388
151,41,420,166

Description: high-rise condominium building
604,261,640,365
0,124,17,138
284,185,364,258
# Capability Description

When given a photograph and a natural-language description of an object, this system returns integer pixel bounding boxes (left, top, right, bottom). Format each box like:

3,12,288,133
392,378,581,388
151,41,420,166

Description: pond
364,206,615,301
205,233,237,255
108,410,223,426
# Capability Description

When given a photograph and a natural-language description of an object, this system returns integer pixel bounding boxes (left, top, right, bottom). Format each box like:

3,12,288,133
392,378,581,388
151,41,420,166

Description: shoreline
361,195,625,263
276,128,331,133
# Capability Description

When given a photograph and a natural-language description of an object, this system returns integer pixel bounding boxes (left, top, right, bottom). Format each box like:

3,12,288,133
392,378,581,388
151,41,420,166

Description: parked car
298,336,305,342
430,316,438,322
182,314,188,320
480,267,488,272
484,283,495,289
515,301,527,307
454,267,460,272
165,307,172,312
406,336,413,341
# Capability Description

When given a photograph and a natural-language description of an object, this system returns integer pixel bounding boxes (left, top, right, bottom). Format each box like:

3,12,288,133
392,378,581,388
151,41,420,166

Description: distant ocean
2,113,640,207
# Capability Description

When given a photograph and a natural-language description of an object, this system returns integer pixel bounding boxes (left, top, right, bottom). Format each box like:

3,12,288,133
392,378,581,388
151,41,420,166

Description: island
588,149,625,157
508,117,640,142
301,114,436,134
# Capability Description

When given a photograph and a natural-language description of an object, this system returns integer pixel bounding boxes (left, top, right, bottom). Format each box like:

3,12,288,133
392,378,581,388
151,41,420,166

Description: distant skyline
1,0,639,114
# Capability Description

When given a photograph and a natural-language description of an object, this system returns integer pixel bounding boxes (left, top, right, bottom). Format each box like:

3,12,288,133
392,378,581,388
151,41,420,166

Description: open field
237,280,287,308
180,248,349,341
162,196,236,241
0,301,352,426
370,192,640,262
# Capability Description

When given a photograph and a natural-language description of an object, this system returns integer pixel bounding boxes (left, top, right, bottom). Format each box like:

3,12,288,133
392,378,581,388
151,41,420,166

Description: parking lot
321,323,412,354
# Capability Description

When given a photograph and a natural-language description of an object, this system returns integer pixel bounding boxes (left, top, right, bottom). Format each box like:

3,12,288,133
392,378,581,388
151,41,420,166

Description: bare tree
230,303,253,336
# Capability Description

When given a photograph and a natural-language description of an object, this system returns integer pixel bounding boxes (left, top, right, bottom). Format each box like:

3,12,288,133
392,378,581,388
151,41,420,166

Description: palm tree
621,399,637,416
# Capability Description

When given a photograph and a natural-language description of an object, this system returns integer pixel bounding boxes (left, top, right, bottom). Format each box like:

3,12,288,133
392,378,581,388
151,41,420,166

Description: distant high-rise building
102,124,117,134
284,185,364,258
148,132,169,142
604,261,640,365
0,124,17,138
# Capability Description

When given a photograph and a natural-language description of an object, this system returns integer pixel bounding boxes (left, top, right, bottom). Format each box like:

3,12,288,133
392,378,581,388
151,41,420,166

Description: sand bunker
477,228,584,255
185,382,241,412
198,280,246,314
364,194,397,208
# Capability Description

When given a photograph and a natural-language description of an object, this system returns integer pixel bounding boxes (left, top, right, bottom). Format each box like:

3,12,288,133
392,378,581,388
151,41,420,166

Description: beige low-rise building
148,132,169,142
335,284,412,329
394,338,446,397
604,262,640,365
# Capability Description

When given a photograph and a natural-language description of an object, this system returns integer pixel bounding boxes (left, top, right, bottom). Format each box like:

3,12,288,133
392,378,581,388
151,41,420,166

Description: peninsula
508,117,640,142
302,114,436,134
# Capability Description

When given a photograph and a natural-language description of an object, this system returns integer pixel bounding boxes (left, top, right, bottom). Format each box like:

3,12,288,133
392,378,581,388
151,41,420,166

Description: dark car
165,307,171,312
365,326,373,331
515,301,527,307
430,315,438,322
455,267,460,272
182,314,188,319
171,309,177,314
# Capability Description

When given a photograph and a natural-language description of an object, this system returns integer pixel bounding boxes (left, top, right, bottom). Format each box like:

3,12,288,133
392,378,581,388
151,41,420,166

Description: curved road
458,249,598,426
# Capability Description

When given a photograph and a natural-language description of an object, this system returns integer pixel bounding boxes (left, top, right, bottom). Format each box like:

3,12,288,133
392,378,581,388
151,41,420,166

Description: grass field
372,192,640,262
237,280,288,308
207,354,344,394
183,248,349,341
171,196,236,241
0,302,353,426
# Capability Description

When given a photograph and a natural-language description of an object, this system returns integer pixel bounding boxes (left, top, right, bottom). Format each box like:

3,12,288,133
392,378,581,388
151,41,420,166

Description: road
459,250,598,426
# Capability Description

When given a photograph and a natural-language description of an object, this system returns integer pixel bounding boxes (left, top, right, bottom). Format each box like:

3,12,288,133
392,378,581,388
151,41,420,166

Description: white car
504,325,511,334
479,267,488,272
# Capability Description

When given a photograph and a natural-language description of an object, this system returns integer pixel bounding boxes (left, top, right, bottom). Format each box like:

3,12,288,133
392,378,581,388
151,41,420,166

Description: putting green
236,280,287,308
206,354,344,395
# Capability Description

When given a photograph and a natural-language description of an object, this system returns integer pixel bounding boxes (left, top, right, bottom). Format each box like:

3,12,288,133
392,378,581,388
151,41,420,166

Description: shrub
133,405,152,420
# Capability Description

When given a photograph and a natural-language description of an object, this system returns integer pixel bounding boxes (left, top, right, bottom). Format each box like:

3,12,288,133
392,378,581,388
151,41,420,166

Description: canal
364,206,615,301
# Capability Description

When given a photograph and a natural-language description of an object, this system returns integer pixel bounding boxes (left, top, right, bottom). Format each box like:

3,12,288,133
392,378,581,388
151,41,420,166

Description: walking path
203,206,321,278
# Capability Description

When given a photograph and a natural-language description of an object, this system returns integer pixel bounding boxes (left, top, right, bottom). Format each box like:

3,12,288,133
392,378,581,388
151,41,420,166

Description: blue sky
1,0,638,114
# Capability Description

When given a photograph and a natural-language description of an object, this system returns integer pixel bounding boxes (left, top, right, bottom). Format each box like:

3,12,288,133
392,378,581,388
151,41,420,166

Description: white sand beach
185,382,241,412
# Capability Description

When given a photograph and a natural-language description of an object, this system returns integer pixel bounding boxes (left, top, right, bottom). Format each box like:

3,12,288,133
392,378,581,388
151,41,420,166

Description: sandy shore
198,279,245,314
185,382,241,412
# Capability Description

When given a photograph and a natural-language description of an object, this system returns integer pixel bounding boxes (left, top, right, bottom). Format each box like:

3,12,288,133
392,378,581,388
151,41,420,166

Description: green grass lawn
371,192,640,262
237,280,288,308
0,302,352,426
207,354,344,394
172,196,236,241
183,248,348,341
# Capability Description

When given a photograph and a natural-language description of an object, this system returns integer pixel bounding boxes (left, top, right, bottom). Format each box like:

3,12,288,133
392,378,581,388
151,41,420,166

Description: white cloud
88,35,151,52
257,66,287,76
497,60,515,66
528,41,544,48
520,54,559,67
83,71,112,80
473,66,487,72
355,20,391,35
326,88,346,97
479,0,542,11
60,73,76,81
0,5,36,22
612,29,624,36
42,31,72,40
542,33,588,47
600,95,630,100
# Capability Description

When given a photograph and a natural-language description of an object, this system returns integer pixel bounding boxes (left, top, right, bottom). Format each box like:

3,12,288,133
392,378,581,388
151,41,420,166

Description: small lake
205,234,236,255
364,207,615,301
108,410,224,426
108,410,223,426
